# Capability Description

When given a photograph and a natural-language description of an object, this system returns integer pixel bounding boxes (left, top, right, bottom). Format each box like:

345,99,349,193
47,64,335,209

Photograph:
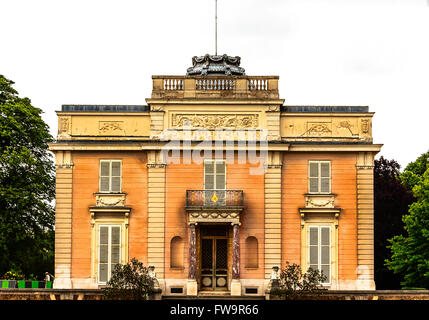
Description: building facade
49,55,382,296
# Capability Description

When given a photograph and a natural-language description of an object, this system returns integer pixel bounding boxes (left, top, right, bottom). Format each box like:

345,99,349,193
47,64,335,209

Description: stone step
163,292,266,300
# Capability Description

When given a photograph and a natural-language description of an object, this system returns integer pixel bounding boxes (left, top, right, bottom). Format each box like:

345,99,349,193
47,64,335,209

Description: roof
61,105,150,112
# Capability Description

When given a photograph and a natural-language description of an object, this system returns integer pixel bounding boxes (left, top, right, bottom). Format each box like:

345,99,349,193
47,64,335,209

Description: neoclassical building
49,54,381,296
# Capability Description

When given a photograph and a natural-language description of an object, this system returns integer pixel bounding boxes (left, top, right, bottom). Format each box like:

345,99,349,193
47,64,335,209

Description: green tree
374,157,413,289
103,258,154,300
0,75,55,279
385,151,429,289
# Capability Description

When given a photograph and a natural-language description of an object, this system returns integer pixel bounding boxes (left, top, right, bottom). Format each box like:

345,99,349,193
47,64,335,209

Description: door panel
200,226,229,291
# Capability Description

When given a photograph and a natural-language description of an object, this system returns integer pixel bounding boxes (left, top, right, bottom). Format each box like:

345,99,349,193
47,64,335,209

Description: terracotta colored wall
71,151,148,279
227,160,265,279
164,154,265,280
281,152,358,280
165,160,203,279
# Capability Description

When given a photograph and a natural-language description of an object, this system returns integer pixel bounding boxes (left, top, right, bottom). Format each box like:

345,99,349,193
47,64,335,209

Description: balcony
185,190,244,225
151,76,279,100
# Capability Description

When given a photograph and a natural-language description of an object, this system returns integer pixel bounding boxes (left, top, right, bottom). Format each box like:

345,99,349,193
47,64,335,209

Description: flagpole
215,0,218,55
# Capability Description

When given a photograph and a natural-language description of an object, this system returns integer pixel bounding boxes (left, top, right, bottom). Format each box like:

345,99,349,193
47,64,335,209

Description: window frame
308,160,331,194
99,159,122,193
203,159,226,190
97,224,122,285
307,225,331,285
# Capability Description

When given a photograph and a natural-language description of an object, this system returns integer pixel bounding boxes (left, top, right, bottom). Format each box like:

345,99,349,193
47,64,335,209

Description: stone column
187,223,198,296
231,223,241,296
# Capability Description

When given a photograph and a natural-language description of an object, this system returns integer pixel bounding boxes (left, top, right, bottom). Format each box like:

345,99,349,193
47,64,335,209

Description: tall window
100,160,122,192
308,226,331,284
308,161,331,194
98,225,121,284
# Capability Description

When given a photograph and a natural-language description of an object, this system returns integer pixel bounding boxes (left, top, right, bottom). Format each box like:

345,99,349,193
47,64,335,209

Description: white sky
1,0,428,169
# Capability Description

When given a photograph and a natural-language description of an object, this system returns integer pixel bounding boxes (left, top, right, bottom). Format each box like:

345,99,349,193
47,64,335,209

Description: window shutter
309,162,319,177
100,177,110,192
309,227,318,267
100,162,110,176
215,174,225,190
309,161,331,194
309,178,319,193
98,225,121,284
320,162,330,193
111,177,121,192
205,160,225,190
100,162,110,192
99,226,109,283
320,162,330,177
111,161,121,176
100,160,122,192
321,178,330,193
308,226,331,282
111,226,121,272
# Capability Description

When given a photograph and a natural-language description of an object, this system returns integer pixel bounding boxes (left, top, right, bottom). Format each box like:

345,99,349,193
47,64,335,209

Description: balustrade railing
247,78,267,90
195,78,235,91
163,78,184,90
186,190,244,208
152,76,279,98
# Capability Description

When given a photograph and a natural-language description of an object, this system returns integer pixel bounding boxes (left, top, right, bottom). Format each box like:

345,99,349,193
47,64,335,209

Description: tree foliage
103,258,154,300
385,151,429,289
0,75,55,279
374,156,413,289
272,262,327,300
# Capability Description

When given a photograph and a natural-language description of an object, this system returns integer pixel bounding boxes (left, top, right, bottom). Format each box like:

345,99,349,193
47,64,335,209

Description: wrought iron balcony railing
186,190,244,208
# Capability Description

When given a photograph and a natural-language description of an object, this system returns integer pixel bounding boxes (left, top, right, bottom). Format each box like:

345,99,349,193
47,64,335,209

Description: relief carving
336,120,358,136
305,196,335,208
99,121,124,135
59,117,70,133
361,119,370,134
172,114,259,129
267,105,280,112
96,194,126,207
301,122,332,137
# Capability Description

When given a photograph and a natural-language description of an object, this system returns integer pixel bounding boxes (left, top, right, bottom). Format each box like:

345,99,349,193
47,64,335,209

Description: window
170,236,184,268
98,225,121,284
308,226,331,284
204,160,226,190
100,160,122,192
204,160,226,205
308,161,331,194
245,236,258,268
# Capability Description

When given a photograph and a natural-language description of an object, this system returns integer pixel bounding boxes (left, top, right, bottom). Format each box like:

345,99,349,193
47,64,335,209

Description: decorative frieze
281,116,373,143
186,209,242,225
95,193,126,207
98,121,124,135
171,113,259,130
304,194,335,208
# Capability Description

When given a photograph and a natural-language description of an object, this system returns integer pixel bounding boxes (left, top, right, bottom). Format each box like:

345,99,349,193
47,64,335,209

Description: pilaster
53,151,73,289
264,151,282,279
356,151,375,289
147,151,166,280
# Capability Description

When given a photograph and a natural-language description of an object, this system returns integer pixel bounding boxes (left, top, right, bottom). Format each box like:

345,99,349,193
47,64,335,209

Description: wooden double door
200,225,229,291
